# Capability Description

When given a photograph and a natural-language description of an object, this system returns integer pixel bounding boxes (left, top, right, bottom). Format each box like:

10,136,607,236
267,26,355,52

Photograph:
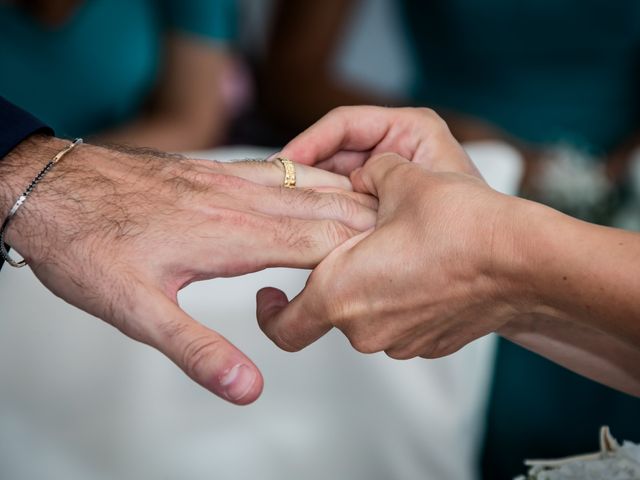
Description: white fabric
0,143,522,480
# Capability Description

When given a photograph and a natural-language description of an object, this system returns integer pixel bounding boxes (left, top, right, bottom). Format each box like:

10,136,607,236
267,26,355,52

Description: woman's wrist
496,193,640,344
491,195,573,335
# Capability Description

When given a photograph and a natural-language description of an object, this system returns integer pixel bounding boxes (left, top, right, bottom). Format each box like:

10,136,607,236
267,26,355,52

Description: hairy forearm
1,135,62,204
0,135,73,250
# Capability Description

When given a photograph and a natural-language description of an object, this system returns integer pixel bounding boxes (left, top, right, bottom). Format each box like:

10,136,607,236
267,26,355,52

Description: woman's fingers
256,286,332,353
313,151,370,176
277,106,482,177
279,106,397,166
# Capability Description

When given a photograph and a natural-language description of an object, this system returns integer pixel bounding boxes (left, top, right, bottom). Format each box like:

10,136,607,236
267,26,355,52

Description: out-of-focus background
1,1,640,479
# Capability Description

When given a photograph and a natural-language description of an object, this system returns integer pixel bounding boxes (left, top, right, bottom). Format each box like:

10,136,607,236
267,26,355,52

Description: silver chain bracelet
0,138,83,268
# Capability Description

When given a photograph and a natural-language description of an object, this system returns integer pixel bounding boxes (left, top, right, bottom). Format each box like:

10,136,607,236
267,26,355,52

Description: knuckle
329,105,350,118
299,187,323,207
273,329,303,353
322,220,353,247
214,207,257,230
324,304,344,329
416,107,449,129
349,335,382,355
284,188,317,213
416,106,437,118
420,338,446,359
385,348,416,361
210,173,252,190
164,175,198,196
260,313,305,353
181,334,223,379
436,339,465,358
385,161,415,183
277,216,312,252
323,290,387,356
420,350,439,360
416,106,438,121
372,152,402,163
329,194,358,223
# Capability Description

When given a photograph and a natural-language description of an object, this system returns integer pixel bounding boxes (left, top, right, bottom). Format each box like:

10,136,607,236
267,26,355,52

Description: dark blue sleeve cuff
0,96,54,160
0,96,54,270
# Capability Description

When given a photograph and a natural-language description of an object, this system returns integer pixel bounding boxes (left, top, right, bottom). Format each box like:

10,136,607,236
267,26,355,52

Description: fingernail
219,364,256,402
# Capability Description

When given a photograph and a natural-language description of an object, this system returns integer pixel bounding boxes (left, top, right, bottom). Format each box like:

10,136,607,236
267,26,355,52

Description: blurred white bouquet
534,146,611,220
514,427,640,480
612,151,640,231
530,145,640,231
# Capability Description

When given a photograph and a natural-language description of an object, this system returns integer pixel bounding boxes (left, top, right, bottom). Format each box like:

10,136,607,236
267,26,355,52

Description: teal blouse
399,0,640,154
0,0,235,138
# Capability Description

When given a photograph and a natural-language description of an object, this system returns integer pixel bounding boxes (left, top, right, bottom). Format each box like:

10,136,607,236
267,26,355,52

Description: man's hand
280,106,480,177
256,152,520,358
0,136,376,404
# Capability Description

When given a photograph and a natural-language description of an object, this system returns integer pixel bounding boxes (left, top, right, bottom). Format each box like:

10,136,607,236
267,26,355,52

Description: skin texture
0,135,377,404
257,106,640,397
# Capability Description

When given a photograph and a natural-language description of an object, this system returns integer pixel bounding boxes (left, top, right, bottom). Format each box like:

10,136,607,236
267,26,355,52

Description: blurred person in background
259,1,640,477
0,0,237,151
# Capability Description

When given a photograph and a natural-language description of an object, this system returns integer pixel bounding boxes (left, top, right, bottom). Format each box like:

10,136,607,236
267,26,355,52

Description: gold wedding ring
276,157,296,189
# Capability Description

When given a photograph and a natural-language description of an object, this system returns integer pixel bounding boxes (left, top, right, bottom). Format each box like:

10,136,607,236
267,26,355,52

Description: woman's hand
257,153,515,359
261,107,504,358
280,106,480,177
